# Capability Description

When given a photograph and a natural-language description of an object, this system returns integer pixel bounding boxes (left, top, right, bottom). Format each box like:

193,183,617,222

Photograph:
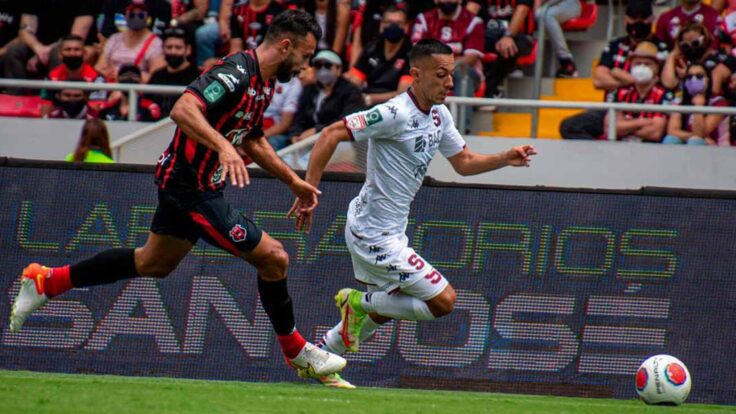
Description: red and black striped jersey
155,49,274,196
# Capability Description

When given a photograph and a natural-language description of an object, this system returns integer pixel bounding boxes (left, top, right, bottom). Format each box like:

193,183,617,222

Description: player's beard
276,53,299,82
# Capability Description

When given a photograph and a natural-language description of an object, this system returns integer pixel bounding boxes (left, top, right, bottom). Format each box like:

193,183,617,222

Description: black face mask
165,54,185,68
683,47,706,62
626,21,651,41
62,55,84,70
382,23,405,43
438,2,458,15
61,100,86,117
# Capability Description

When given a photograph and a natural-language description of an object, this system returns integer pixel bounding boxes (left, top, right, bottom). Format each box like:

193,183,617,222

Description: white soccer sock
361,291,435,321
320,315,384,355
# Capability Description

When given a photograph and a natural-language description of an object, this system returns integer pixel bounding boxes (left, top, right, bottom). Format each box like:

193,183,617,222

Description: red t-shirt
411,7,485,58
655,4,722,49
48,63,103,83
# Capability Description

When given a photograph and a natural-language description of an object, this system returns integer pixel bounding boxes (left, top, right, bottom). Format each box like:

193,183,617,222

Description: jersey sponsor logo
263,86,271,95
203,81,226,103
346,114,367,130
255,95,265,101
212,165,224,184
217,73,240,92
225,128,249,146
385,264,397,272
229,224,248,242
414,136,426,152
236,64,247,74
387,105,398,119
374,254,388,264
365,108,383,126
235,111,252,120
408,119,419,129
247,87,257,96
157,152,171,165
399,272,412,282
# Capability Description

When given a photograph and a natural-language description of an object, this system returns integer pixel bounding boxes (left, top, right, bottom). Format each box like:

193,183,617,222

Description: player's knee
135,249,177,278
428,285,456,318
256,242,289,281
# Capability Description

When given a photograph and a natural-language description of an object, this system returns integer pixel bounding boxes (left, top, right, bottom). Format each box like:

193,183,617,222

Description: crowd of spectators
0,0,734,147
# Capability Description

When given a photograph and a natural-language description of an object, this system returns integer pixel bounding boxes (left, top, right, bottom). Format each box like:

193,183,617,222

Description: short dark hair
409,39,453,66
163,26,189,44
382,5,407,21
264,9,322,45
60,34,84,46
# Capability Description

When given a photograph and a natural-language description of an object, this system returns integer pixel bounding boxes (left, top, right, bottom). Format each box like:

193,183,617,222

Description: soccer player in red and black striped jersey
9,9,347,377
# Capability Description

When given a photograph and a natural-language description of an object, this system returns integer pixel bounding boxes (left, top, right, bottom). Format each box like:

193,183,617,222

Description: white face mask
631,64,654,83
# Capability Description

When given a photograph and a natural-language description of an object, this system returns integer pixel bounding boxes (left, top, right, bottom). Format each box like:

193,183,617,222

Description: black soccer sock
70,248,140,287
257,277,296,336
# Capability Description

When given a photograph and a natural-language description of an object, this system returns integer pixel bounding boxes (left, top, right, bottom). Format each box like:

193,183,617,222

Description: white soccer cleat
289,342,347,376
297,369,356,389
9,263,50,332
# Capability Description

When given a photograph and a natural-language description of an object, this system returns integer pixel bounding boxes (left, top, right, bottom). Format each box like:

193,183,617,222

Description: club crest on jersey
229,224,247,242
346,114,367,130
218,73,239,92
203,81,225,103
366,109,383,126
431,108,441,126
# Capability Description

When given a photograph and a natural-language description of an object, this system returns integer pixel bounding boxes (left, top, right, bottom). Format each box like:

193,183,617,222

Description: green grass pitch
1,370,734,414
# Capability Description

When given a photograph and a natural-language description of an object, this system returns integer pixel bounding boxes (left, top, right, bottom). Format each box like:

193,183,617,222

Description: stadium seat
0,94,50,118
483,41,538,66
561,1,598,31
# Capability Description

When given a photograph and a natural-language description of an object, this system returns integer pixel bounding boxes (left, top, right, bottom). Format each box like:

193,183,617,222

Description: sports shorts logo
346,114,366,130
229,224,248,242
365,108,383,126
203,81,225,103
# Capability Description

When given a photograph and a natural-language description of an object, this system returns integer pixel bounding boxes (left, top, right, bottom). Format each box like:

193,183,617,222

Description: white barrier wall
1,119,735,190
428,136,736,191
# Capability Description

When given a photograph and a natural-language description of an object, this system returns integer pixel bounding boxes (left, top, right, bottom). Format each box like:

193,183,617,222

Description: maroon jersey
655,4,722,49
411,7,485,58
155,49,274,195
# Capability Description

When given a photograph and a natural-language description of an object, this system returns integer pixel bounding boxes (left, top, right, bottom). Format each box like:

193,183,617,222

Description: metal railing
0,79,184,121
531,0,616,137
2,79,736,144
446,96,736,140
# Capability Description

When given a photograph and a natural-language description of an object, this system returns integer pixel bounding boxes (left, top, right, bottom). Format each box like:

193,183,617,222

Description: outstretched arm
288,120,352,231
447,145,536,176
241,136,321,218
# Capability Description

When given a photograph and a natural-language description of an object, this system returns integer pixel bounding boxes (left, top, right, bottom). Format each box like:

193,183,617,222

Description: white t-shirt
343,90,466,239
263,78,302,124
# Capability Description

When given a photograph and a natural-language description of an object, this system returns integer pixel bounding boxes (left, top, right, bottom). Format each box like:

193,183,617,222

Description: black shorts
150,190,263,256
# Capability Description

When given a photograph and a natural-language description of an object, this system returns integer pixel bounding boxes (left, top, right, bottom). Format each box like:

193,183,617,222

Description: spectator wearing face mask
349,0,405,68
45,86,97,120
560,0,668,140
655,0,722,50
96,0,166,83
662,22,735,95
288,50,364,143
346,6,412,107
99,63,161,122
604,41,673,143
664,63,728,145
147,26,199,117
98,0,171,38
44,35,106,102
66,119,115,163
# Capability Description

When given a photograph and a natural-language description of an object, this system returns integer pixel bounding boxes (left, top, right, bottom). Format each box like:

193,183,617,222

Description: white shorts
345,225,448,301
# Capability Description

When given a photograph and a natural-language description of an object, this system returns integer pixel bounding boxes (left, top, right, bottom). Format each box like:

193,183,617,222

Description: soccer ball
635,354,692,405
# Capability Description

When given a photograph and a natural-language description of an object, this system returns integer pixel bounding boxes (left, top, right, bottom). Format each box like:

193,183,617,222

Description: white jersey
342,90,466,239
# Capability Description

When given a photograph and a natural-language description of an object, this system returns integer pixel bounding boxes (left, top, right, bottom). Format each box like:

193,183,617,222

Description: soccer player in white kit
288,39,537,388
